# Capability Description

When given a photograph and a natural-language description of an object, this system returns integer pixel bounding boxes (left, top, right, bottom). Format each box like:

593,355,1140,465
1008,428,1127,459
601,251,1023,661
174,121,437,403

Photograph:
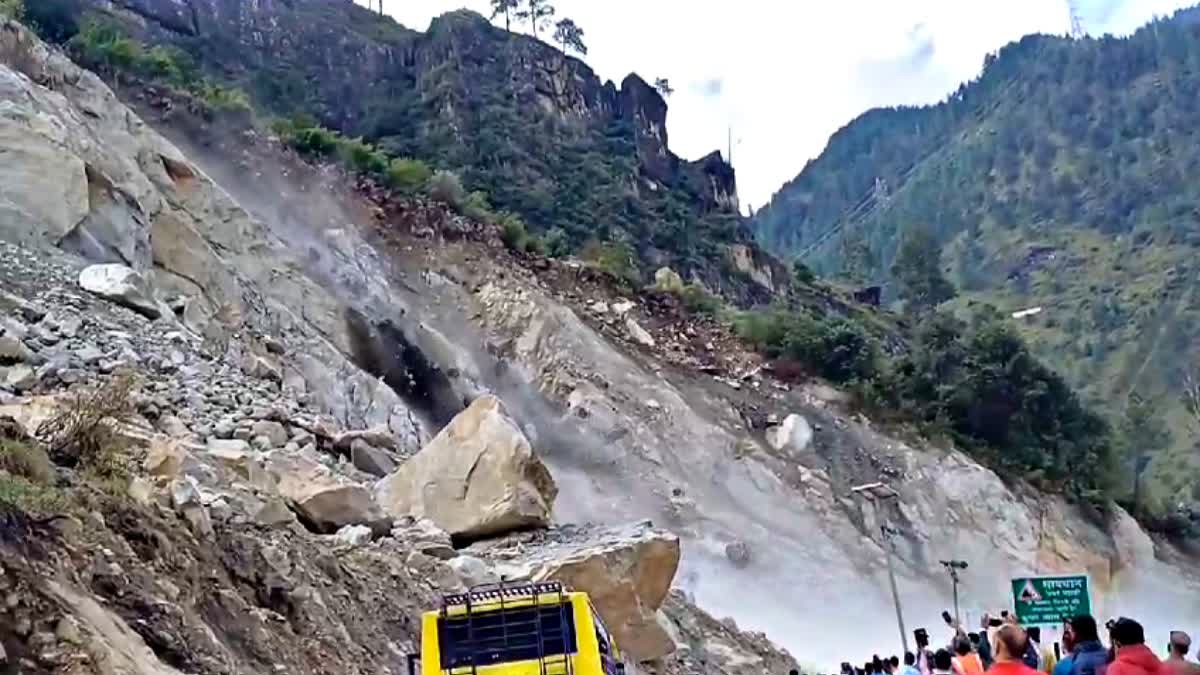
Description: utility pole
940,560,969,628
853,482,909,656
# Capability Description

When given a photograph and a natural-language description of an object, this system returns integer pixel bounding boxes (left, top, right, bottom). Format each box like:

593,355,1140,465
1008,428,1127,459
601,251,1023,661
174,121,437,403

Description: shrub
137,45,182,82
463,190,495,223
782,313,878,383
792,259,815,285
427,170,466,210
0,438,54,485
386,157,432,194
38,374,136,472
0,474,66,517
542,227,570,258
581,239,640,287
500,212,530,251
679,283,722,316
338,136,388,175
196,82,252,114
291,125,341,158
733,309,792,353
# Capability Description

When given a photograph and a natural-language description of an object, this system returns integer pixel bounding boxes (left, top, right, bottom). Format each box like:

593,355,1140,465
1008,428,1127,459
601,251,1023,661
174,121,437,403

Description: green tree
489,0,519,32
518,0,555,39
0,0,23,20
552,18,586,57
792,258,815,285
891,226,956,310
838,226,876,285
1119,392,1171,515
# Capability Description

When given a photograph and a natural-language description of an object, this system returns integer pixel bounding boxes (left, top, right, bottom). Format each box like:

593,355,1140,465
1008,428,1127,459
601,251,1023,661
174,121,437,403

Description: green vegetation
678,283,723,316
581,240,640,288
0,474,66,517
733,301,1115,502
752,9,1200,524
68,18,249,115
386,157,434,195
0,437,65,517
0,0,23,21
0,438,54,485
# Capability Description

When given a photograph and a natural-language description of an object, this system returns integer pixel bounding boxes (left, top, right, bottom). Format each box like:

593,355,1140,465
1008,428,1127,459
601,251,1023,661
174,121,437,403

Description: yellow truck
409,581,626,675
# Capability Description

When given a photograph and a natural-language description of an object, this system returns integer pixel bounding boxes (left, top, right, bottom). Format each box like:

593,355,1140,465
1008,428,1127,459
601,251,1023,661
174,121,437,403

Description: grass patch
0,437,55,484
0,474,66,516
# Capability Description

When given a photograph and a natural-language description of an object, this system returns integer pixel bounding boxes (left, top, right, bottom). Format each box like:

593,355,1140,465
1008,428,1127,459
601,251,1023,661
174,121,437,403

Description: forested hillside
23,0,761,297
752,7,1200,522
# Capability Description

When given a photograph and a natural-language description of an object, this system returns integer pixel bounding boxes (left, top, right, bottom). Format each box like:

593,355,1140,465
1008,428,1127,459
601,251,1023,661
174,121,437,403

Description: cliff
56,0,749,293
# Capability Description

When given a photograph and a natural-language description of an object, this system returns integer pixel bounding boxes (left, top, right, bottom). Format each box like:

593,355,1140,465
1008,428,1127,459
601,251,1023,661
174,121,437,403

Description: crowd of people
791,614,1200,675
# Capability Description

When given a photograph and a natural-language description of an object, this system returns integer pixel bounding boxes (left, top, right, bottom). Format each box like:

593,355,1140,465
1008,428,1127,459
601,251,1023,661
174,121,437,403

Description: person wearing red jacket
989,625,1042,675
1108,619,1164,675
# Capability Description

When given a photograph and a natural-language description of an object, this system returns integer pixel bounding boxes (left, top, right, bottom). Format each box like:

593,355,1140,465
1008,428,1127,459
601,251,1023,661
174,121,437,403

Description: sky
375,0,1195,212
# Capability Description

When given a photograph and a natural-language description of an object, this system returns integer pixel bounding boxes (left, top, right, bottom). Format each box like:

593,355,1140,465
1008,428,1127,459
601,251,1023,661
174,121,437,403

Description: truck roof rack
442,581,566,610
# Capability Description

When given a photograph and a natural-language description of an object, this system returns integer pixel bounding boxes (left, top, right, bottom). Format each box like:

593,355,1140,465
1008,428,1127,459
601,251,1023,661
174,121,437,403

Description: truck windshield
438,603,578,669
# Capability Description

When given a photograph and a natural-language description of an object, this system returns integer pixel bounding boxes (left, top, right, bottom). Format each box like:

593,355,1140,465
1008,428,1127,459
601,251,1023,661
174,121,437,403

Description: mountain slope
34,0,767,298
751,9,1200,521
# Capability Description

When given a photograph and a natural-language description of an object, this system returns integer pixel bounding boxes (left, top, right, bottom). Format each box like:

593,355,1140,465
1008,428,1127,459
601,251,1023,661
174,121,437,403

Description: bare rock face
375,395,557,540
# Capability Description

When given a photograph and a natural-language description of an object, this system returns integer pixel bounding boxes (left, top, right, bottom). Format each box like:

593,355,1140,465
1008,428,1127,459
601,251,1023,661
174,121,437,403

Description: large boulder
765,413,812,454
273,457,386,533
530,525,680,662
78,264,165,319
472,523,681,662
375,395,556,540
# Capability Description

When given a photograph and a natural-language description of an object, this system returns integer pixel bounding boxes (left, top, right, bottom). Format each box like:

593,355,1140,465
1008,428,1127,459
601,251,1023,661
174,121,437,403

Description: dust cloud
172,134,1200,671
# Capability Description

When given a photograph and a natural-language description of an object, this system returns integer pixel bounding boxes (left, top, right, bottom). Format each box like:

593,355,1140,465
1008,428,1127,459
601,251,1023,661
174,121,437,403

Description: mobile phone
942,611,953,625
1001,610,1009,618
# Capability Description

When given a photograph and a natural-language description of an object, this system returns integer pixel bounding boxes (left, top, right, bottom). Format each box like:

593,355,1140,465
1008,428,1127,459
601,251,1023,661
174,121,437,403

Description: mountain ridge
750,6,1200,522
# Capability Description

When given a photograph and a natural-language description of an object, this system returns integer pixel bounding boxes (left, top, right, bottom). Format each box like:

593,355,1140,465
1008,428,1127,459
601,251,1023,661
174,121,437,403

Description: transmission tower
1067,0,1086,39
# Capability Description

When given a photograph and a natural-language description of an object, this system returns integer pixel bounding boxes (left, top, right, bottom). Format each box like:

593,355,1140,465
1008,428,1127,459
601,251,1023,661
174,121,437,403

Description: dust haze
172,133,1200,670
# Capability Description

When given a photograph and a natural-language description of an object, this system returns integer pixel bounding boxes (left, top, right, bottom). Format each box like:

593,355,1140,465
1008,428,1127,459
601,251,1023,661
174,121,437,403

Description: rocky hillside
33,0,772,299
1,14,1199,675
751,8,1200,520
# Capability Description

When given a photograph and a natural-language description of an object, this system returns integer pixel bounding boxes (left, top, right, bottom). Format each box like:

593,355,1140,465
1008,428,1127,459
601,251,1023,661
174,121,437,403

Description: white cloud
374,0,1192,211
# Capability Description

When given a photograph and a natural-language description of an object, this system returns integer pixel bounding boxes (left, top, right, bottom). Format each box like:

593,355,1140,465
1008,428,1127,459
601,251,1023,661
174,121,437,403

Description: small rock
207,438,251,454
725,540,752,568
334,524,373,547
446,555,499,586
251,420,288,447
625,317,656,348
210,498,233,522
611,299,636,316
4,365,38,392
0,336,33,364
181,504,214,539
54,616,82,645
158,414,190,438
254,498,296,527
251,435,274,452
74,344,105,366
213,419,236,439
170,477,202,510
351,440,397,478
127,476,155,507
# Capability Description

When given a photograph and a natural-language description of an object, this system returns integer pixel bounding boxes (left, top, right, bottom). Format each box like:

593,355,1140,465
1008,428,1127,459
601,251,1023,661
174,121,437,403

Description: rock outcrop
375,395,557,540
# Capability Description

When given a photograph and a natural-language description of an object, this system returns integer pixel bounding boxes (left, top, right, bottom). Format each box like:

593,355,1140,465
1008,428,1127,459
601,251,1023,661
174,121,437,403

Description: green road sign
1011,575,1092,626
